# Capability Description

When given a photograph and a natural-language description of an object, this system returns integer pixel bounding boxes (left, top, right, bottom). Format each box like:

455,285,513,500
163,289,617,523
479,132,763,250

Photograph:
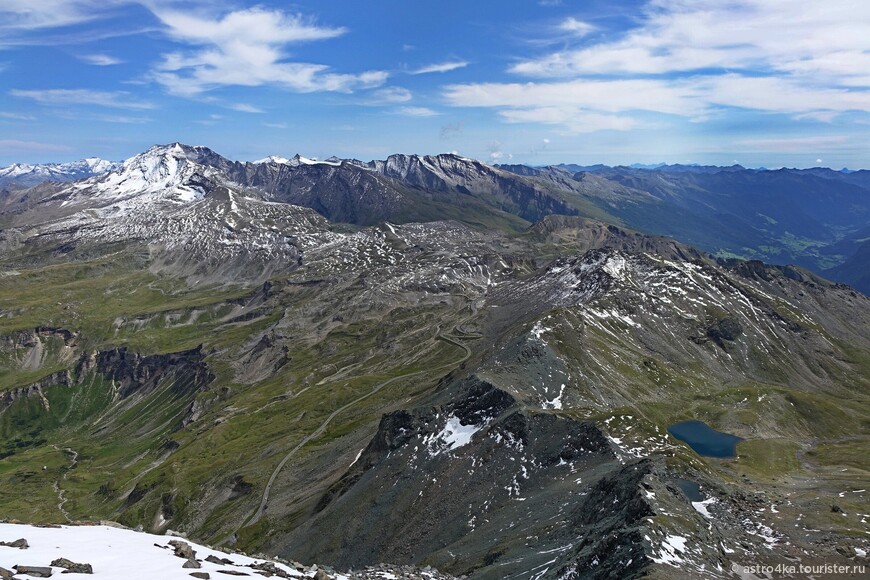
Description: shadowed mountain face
0,144,869,579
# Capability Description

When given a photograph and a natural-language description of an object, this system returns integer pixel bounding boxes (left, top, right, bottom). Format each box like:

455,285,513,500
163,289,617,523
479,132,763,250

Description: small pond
667,420,743,458
672,478,705,502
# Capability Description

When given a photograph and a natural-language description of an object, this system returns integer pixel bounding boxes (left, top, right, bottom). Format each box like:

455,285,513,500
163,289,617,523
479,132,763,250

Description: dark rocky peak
717,258,828,286
280,373,641,578
527,215,709,263
494,163,543,176
369,153,488,188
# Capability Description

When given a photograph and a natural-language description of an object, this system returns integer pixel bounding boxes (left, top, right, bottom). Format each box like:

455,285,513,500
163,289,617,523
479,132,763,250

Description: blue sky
1,0,869,168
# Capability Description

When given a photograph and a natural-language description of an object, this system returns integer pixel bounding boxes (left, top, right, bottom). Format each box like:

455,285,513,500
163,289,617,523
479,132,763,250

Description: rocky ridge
0,143,868,579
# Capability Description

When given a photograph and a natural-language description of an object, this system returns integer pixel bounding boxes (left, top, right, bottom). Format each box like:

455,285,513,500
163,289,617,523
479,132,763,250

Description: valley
0,145,868,578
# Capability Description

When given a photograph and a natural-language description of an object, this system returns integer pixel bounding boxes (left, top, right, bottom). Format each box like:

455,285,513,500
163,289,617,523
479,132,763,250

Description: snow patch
425,415,486,456
0,523,304,579
692,498,716,518
652,534,688,566
530,321,551,341
543,384,565,410
602,254,628,280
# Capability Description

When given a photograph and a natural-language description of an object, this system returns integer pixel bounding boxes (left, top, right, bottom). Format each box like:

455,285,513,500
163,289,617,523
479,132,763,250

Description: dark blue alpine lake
668,420,743,458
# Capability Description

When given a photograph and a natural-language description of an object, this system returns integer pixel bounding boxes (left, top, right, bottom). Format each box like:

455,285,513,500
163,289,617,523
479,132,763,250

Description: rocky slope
0,143,868,579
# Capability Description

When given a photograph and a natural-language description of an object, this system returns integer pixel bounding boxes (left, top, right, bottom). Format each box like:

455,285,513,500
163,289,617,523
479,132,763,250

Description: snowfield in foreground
0,522,309,579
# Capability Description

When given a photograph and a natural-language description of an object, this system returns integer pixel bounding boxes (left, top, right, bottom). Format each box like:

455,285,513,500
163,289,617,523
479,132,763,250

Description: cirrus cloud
445,0,870,134
411,61,469,75
511,0,870,84
10,88,154,109
0,0,123,31
80,53,123,66
557,17,595,37
397,106,439,117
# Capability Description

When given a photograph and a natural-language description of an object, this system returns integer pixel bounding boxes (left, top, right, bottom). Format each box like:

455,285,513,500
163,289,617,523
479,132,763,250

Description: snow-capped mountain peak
253,155,291,165
252,153,343,167
294,154,340,167
87,143,215,203
0,157,119,187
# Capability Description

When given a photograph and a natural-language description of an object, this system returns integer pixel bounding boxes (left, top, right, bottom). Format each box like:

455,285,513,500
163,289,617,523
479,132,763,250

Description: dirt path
51,446,78,522
221,308,478,545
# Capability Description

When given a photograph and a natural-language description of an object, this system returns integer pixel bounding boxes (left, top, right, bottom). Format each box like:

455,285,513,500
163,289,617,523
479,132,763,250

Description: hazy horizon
2,0,869,168
1,142,865,173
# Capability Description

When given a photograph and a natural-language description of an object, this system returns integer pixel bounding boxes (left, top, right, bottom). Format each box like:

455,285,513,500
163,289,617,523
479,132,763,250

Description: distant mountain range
0,157,118,188
3,145,867,293
1,143,868,579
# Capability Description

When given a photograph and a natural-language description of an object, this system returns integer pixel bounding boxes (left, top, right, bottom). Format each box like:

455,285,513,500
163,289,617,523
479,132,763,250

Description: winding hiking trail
222,306,481,545
51,446,79,522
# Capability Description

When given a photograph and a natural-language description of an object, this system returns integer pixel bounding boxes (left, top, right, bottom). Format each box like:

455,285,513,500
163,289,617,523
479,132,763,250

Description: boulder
13,565,53,577
248,561,291,578
51,558,94,574
169,539,197,560
50,558,93,574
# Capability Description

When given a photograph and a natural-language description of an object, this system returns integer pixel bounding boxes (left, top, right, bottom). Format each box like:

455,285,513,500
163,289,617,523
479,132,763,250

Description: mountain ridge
0,141,868,578
4,142,870,294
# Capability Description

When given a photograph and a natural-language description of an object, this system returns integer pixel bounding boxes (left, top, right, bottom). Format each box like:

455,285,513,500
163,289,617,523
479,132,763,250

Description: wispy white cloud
0,0,124,31
149,6,387,96
80,53,123,66
193,112,223,125
488,140,513,161
500,107,638,133
96,114,151,123
445,76,870,133
557,17,594,37
10,88,154,109
444,79,703,116
397,106,439,117
263,122,288,129
411,61,468,75
511,0,870,83
447,0,870,134
0,111,36,121
229,103,264,113
0,139,72,153
369,87,413,104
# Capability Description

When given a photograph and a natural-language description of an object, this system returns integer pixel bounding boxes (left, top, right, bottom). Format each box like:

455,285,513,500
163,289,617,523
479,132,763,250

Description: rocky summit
0,144,868,579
